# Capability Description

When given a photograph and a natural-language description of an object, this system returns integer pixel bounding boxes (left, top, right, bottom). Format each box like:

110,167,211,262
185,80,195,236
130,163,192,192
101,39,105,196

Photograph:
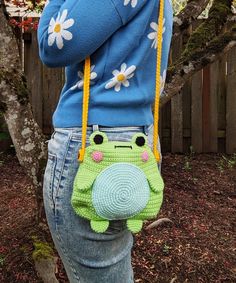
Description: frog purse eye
71,0,165,234
89,131,108,146
134,135,146,147
93,134,104,145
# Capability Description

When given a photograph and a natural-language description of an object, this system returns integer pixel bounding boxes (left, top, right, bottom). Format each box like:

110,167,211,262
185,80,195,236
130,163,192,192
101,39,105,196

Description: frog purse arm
71,0,165,233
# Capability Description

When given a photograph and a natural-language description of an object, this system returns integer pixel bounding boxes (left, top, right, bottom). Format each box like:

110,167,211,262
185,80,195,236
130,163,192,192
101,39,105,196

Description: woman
38,0,173,282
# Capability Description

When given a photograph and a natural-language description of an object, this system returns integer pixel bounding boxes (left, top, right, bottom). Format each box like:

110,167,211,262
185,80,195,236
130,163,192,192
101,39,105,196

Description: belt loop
92,125,99,132
143,125,149,136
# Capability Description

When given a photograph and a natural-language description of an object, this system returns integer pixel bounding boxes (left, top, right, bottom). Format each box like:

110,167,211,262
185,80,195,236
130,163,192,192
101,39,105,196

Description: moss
32,237,54,261
181,0,232,59
167,28,235,84
207,31,235,52
167,0,235,77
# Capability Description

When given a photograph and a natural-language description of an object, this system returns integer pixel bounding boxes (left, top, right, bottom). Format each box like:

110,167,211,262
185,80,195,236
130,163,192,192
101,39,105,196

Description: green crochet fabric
72,131,164,233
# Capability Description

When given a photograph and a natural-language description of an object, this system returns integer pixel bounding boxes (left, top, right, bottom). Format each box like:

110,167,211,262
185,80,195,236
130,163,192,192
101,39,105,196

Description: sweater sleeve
37,0,149,67
37,0,123,67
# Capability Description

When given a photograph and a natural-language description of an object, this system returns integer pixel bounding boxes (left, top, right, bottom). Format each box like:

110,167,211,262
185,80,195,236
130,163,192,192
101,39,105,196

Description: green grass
217,154,236,173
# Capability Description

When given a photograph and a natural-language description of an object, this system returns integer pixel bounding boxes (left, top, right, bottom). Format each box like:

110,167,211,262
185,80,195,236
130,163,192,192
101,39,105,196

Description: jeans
43,125,161,283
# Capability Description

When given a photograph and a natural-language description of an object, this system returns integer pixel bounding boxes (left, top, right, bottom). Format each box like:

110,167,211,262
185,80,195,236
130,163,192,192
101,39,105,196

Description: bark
173,0,211,37
0,3,47,221
182,0,233,58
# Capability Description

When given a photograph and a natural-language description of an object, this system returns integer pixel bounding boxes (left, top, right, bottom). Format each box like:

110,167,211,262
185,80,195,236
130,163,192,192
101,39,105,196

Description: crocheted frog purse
72,0,165,233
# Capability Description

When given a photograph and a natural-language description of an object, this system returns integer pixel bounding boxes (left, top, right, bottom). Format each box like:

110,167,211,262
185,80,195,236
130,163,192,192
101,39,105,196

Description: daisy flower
105,63,136,92
71,65,97,90
147,18,166,49
124,0,138,8
48,10,74,50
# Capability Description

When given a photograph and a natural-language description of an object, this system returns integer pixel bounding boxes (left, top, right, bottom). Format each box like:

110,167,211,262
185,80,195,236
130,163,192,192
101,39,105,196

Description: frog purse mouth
72,131,164,233
71,0,165,233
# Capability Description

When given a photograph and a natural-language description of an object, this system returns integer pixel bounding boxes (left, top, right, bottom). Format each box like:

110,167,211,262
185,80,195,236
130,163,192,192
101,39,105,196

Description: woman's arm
37,0,148,67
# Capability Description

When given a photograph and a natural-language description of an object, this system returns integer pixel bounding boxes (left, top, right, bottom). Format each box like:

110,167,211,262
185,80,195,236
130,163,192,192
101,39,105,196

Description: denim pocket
45,131,73,213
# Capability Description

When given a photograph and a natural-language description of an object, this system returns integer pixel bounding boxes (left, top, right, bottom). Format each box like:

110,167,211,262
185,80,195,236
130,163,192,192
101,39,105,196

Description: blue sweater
38,0,173,127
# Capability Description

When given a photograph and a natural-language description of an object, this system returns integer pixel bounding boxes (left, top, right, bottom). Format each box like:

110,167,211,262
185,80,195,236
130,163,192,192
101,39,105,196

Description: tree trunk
0,4,47,222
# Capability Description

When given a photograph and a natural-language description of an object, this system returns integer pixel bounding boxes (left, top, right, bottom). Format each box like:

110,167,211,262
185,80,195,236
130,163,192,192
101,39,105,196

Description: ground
0,150,235,283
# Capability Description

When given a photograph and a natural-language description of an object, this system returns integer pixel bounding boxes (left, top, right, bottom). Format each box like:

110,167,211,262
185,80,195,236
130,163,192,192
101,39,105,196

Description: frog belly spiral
92,163,150,220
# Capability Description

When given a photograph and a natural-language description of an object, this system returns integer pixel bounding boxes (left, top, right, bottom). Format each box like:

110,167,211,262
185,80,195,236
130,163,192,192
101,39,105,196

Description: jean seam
55,232,81,282
48,153,57,210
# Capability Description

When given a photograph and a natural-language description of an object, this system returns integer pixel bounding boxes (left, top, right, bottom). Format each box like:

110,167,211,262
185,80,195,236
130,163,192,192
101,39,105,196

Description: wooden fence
14,32,236,154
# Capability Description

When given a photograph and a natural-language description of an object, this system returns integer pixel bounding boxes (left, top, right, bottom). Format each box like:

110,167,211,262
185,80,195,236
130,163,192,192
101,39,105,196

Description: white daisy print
147,18,166,49
160,69,167,94
105,63,136,92
71,65,98,90
48,9,74,50
124,0,138,8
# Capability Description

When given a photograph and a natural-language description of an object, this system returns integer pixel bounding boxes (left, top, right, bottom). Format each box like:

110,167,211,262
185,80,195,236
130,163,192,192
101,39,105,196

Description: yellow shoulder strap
79,0,165,162
78,57,90,162
153,0,164,162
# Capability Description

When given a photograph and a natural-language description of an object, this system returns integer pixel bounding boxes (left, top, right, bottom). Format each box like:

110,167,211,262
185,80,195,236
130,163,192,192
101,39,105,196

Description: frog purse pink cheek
71,0,165,233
